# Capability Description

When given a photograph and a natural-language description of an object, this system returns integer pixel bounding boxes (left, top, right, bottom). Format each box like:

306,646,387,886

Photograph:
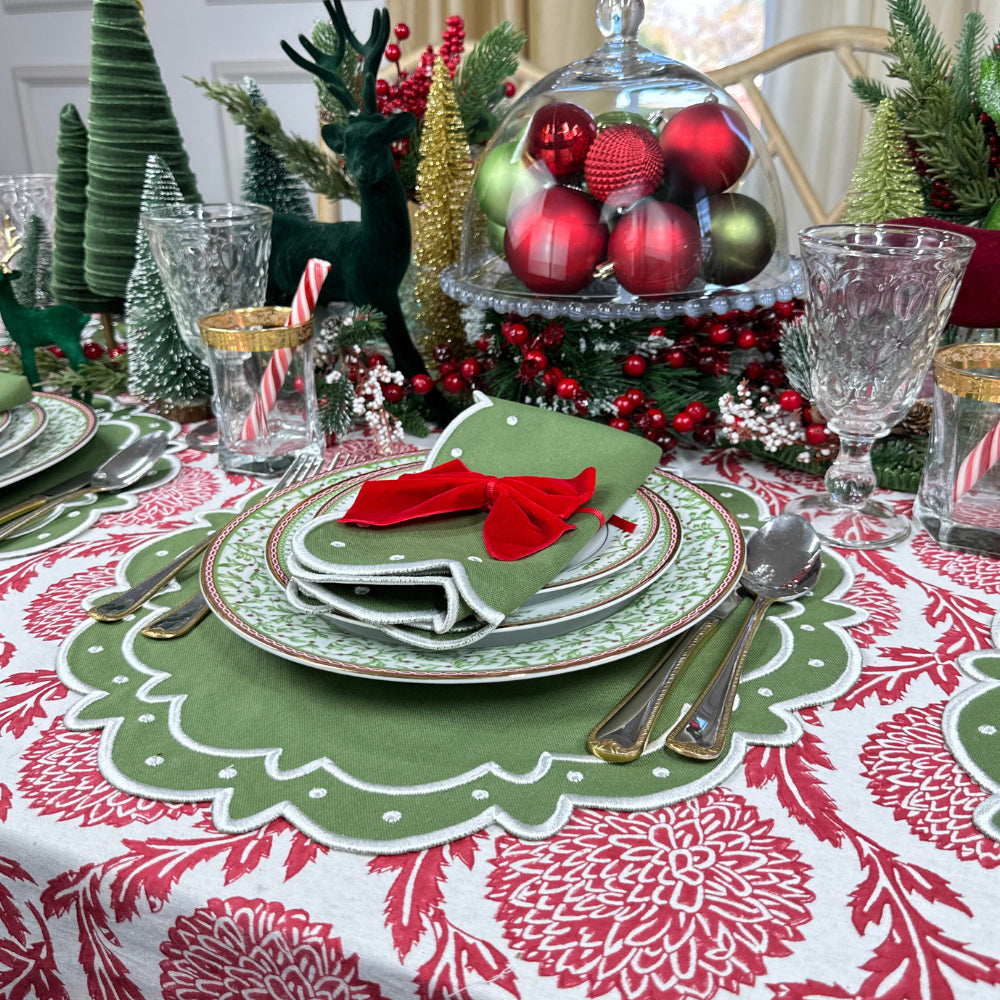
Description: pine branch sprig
951,10,987,124
454,21,527,145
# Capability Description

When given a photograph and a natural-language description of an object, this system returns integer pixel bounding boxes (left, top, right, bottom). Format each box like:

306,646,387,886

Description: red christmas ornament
555,377,580,399
659,102,751,199
608,199,701,297
527,101,597,179
411,373,434,395
779,389,803,411
583,124,664,207
622,353,647,377
504,186,608,295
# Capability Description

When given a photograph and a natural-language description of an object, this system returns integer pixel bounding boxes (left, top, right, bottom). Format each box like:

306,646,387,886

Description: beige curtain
765,0,1000,244
385,0,602,73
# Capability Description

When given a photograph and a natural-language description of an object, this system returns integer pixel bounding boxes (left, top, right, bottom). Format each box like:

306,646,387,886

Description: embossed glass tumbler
784,223,974,549
140,203,273,362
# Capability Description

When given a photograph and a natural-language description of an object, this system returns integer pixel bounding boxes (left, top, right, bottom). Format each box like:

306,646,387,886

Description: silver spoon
0,431,169,542
664,513,822,761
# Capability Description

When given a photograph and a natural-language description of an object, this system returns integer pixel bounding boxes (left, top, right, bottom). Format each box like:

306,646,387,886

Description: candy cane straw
240,258,331,441
953,417,1000,501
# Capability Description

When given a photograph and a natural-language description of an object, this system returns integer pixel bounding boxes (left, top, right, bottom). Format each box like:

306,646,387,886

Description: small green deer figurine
1,217,90,388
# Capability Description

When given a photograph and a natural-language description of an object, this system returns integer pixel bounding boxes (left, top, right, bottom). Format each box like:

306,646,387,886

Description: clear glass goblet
784,223,974,549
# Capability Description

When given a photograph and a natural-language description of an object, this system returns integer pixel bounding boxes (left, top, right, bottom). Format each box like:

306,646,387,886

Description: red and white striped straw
240,258,331,442
953,418,1000,502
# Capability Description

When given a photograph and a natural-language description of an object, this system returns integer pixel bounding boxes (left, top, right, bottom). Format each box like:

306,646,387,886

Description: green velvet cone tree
84,0,201,306
52,103,118,314
242,78,314,219
125,155,212,411
843,99,925,224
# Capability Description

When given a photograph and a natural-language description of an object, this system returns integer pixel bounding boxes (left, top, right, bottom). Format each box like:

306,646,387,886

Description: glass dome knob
596,0,645,39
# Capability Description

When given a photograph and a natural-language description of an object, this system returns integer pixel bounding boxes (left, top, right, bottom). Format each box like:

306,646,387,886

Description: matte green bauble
595,110,656,133
487,219,506,255
475,141,527,225
701,192,776,286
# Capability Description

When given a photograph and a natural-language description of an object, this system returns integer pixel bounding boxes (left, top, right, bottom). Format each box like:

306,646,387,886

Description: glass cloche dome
440,0,801,322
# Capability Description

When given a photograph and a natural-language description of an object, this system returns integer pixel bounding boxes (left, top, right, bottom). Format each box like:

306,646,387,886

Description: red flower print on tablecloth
842,574,898,649
23,566,118,641
159,896,389,1000
19,720,200,828
860,703,1000,868
912,530,1000,590
487,790,814,1000
101,466,220,528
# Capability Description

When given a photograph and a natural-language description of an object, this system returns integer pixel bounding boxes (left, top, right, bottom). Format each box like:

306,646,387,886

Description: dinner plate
266,468,680,648
267,459,666,603
0,394,98,489
0,399,47,461
202,455,745,683
0,408,12,440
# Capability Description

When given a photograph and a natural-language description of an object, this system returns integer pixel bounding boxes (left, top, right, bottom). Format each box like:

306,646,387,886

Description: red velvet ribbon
338,458,599,561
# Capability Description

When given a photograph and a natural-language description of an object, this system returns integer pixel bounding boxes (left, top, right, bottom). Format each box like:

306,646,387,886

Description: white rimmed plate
201,455,745,683
0,399,47,462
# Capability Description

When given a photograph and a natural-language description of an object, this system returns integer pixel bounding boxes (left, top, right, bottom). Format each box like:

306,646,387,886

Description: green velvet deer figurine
1,218,89,388
273,0,437,394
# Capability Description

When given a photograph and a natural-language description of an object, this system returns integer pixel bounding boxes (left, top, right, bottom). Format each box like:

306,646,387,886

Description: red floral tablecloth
2,427,999,1000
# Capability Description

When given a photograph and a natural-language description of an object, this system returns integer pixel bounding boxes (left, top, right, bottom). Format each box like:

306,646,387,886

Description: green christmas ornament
700,192,775,286
595,110,656,132
475,141,527,225
487,219,506,255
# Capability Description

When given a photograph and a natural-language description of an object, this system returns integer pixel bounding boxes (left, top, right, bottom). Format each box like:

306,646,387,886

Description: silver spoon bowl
665,513,822,760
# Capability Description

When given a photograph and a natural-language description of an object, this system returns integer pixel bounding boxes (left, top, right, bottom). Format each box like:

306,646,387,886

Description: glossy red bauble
382,383,404,403
608,200,701,296
779,389,803,411
555,377,580,399
622,353,647,377
459,358,481,379
411,373,434,395
502,321,529,346
442,373,465,393
527,101,597,179
504,186,608,295
671,411,695,434
659,102,751,199
584,124,664,207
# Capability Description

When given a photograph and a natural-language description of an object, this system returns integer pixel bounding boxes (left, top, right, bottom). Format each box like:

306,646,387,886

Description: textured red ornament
527,101,597,179
584,124,664,206
504,186,608,294
659,102,751,198
608,200,701,296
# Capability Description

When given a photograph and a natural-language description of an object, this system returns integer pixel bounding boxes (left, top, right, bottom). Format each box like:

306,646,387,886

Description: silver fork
89,451,324,637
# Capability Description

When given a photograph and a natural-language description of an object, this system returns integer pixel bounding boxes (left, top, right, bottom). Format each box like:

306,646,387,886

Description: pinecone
891,398,932,437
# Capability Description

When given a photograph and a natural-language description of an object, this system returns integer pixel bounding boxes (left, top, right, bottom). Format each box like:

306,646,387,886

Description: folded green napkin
286,392,662,649
0,374,32,413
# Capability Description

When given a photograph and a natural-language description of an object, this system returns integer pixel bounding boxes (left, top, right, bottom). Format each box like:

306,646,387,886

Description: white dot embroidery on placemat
472,789,489,800
758,687,773,698
450,447,463,458
88,645,104,654
138,714,155,724
155,550,169,558
979,725,997,736
218,767,237,779
389,554,405,561
467,556,482,563
567,771,584,783
383,810,402,824
809,658,825,667
800,624,815,632
112,675,128,684
652,767,671,778
331,540,346,548
506,416,518,426
67,511,80,518
145,755,164,767
309,788,327,799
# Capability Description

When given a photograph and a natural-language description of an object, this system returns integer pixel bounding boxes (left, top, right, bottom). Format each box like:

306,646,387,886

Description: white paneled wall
0,0,378,202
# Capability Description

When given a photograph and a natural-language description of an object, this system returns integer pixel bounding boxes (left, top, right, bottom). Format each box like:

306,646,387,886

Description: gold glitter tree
414,58,474,359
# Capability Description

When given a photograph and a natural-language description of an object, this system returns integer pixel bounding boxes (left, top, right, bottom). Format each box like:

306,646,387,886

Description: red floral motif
487,790,814,1000
860,702,1000,868
23,566,118,641
159,896,389,1000
334,437,419,465
842,574,899,649
101,466,221,527
19,721,200,828
912,530,1000,590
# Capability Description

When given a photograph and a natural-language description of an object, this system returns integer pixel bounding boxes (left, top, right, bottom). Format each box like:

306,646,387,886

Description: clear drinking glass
784,223,974,549
914,343,1000,556
198,306,321,477
140,203,273,362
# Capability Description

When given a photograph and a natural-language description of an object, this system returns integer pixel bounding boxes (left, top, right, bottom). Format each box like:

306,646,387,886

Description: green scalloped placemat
0,397,182,558
60,481,864,854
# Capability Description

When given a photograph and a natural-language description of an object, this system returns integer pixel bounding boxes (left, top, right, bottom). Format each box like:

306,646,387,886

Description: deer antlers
1,217,22,274
281,0,389,114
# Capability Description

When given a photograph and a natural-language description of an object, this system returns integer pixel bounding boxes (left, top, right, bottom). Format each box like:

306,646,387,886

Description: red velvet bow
338,458,599,561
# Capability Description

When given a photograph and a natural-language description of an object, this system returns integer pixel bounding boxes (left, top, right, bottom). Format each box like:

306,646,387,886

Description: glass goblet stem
825,434,877,509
